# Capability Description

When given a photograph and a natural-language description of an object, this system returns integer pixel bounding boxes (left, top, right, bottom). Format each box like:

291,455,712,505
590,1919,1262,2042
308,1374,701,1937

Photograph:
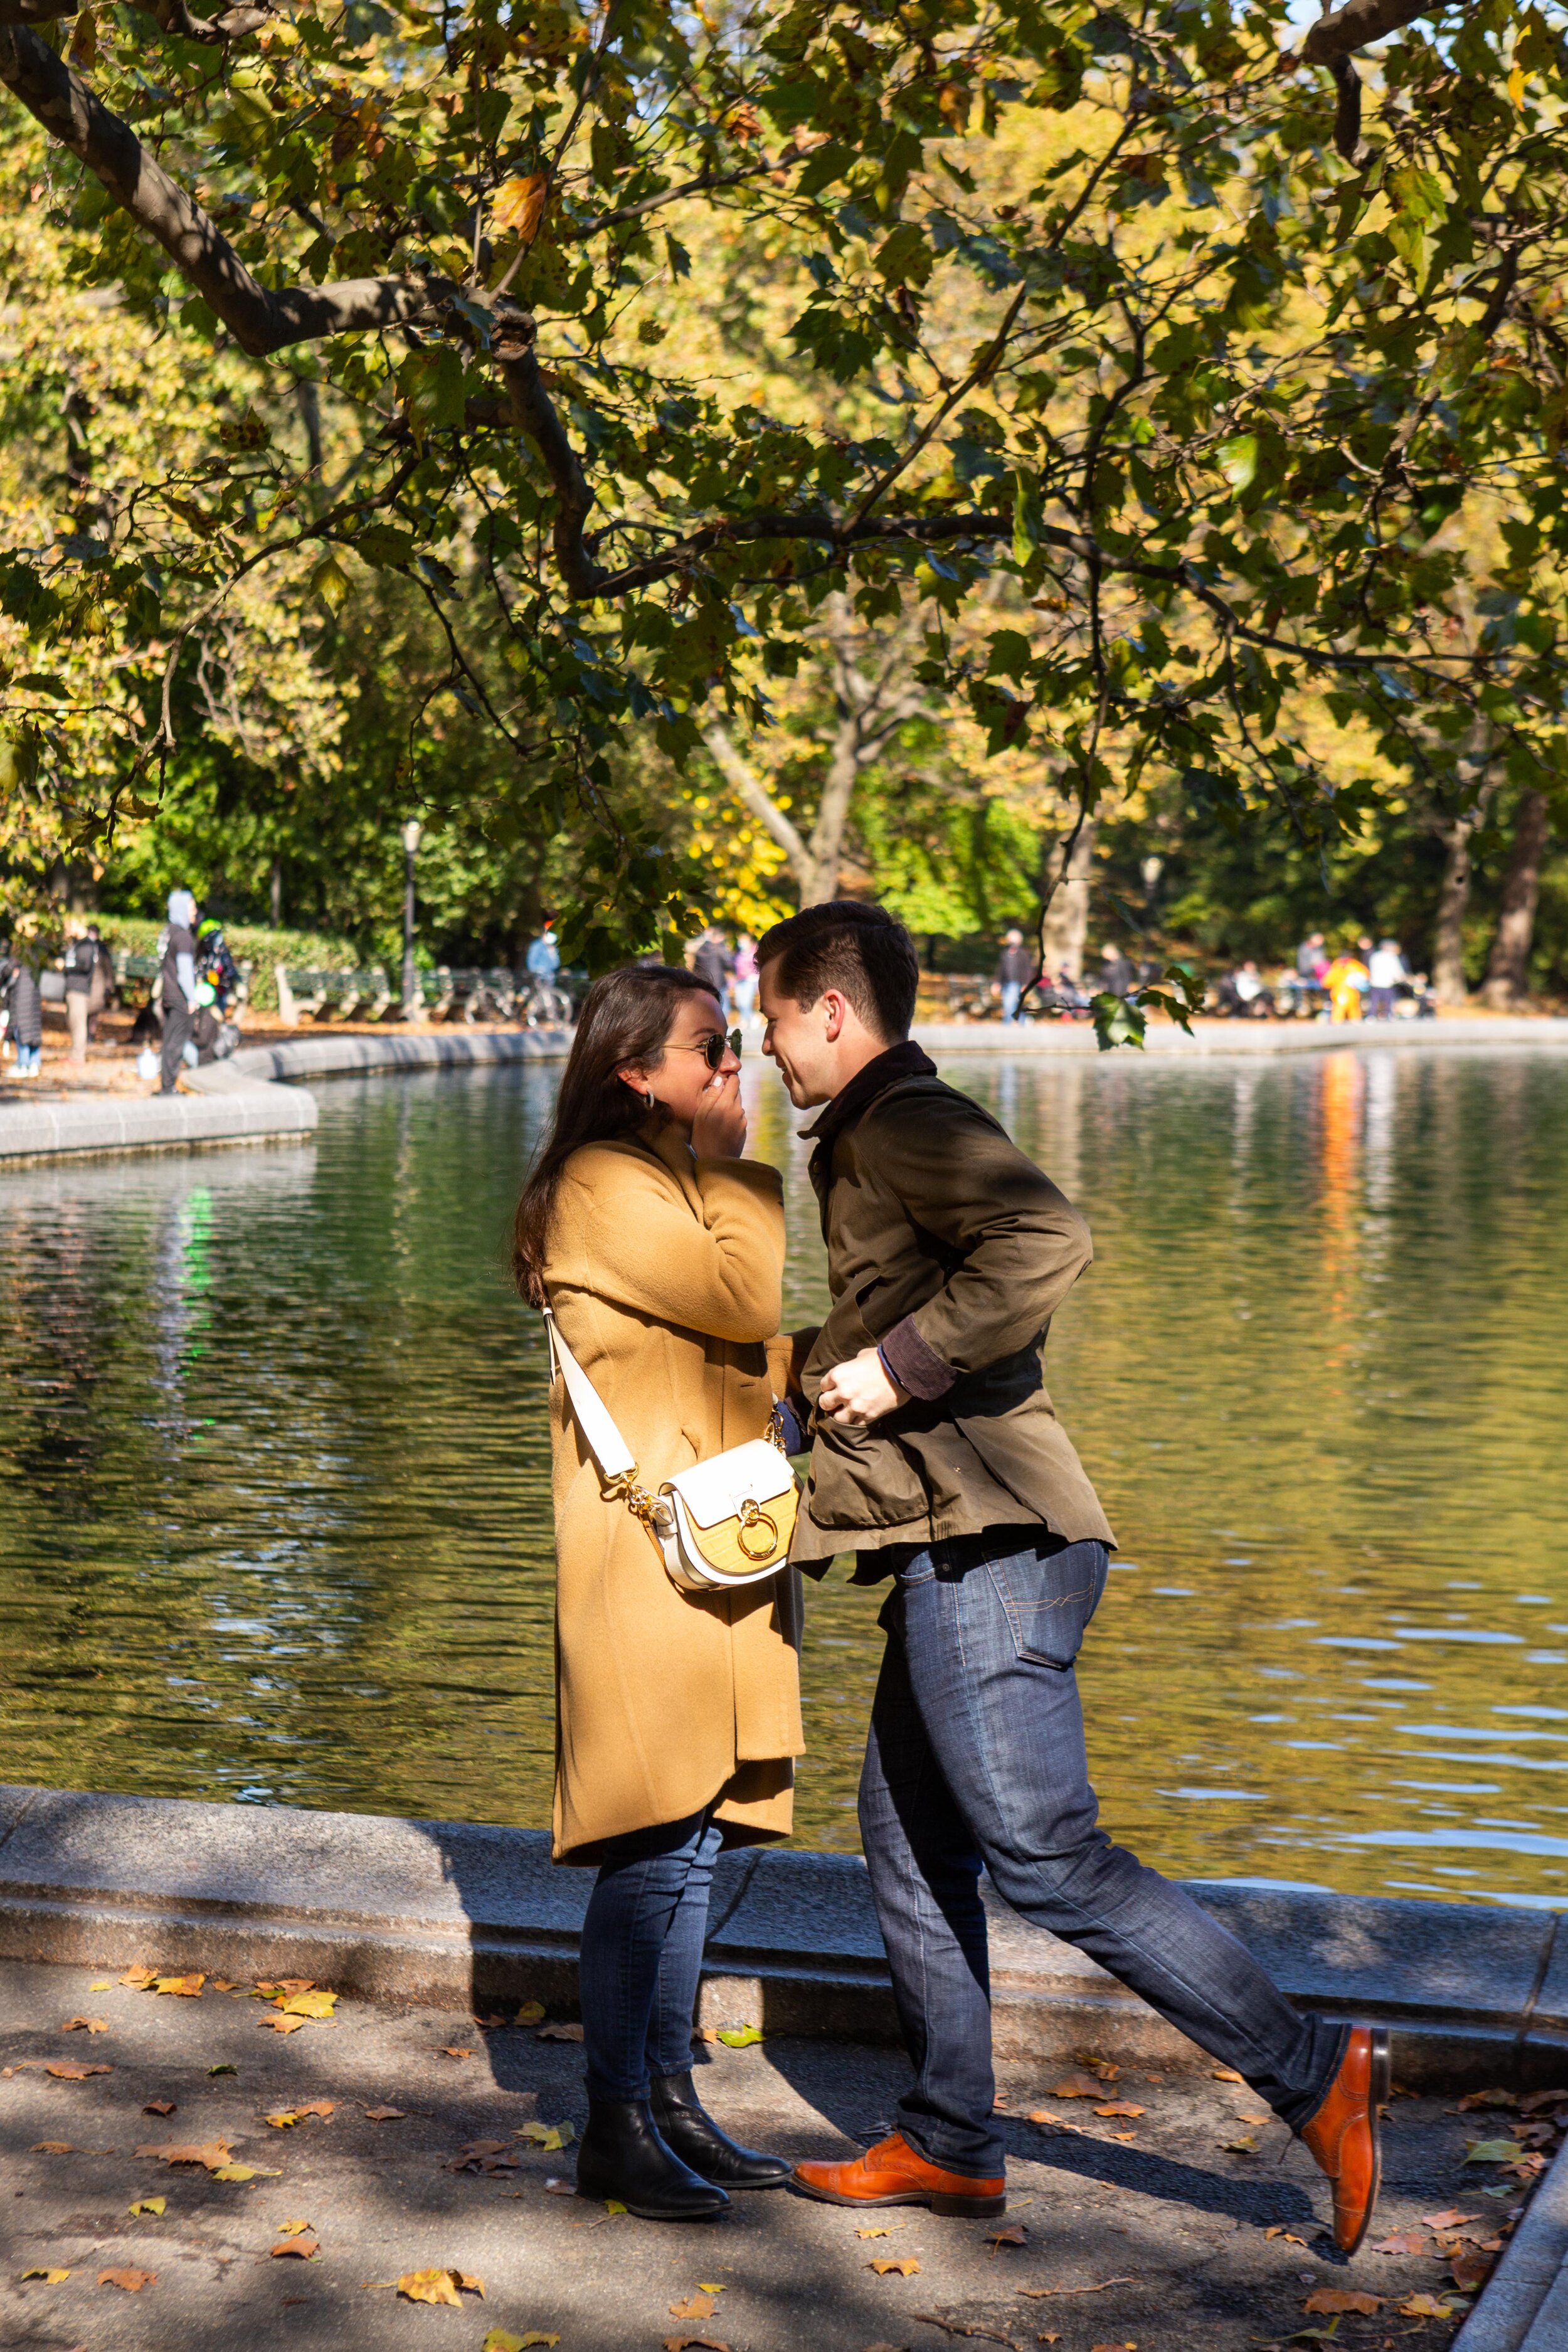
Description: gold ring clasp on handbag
736,1499,779,1561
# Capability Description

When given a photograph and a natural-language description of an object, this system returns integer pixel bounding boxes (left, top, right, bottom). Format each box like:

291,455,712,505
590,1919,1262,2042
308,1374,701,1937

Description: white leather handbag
542,1305,798,1594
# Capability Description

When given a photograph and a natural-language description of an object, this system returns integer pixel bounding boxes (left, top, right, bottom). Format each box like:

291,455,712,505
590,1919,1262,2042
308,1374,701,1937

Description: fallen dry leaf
31,2141,77,2154
483,2334,561,2351
364,2105,405,2121
856,2225,894,2238
517,2119,575,2149
261,2015,306,2035
1094,2103,1145,2119
396,2268,484,2305
1519,2087,1568,2114
276,1988,337,2020
1421,2208,1481,2230
100,2267,156,2291
1303,2289,1382,2315
537,2022,585,2042
88,1979,112,1991
1211,2068,1244,2084
152,1974,204,1997
987,2224,1029,2247
1222,2134,1259,2154
265,2111,301,2129
1028,2110,1075,2129
127,2198,166,2218
135,2140,233,2169
1264,2227,1308,2246
142,2100,176,2117
869,2256,921,2275
271,2237,320,2260
543,2177,576,2195
714,2024,764,2048
1047,2074,1104,2099
670,2293,716,2319
275,2219,313,2237
119,1965,157,1988
20,2266,72,2282
1088,2343,1137,2352
514,2001,546,2025
442,2045,474,2060
662,2338,730,2352
1450,2248,1495,2292
1466,2137,1527,2164
61,2016,109,2033
45,2061,112,2080
213,2163,278,2181
1370,2228,1429,2255
1457,2089,1515,2111
1400,2294,1461,2319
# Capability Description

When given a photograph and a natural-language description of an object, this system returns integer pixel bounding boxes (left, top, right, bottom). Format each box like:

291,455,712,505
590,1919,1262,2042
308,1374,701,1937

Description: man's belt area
875,1343,1044,1429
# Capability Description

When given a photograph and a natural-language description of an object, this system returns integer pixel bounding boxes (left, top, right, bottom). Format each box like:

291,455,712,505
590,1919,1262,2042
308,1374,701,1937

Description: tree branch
1301,0,1434,64
0,0,78,22
490,310,605,596
0,23,440,356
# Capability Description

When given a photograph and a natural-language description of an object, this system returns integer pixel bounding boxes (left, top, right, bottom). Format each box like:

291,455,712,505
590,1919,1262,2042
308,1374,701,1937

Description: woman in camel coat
514,963,802,2222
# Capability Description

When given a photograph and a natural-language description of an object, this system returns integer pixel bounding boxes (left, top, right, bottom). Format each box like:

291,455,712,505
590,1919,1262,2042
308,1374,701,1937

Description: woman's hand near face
691,1067,747,1159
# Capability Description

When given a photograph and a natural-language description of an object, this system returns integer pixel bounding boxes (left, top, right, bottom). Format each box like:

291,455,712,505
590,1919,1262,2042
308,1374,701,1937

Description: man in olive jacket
759,902,1385,2251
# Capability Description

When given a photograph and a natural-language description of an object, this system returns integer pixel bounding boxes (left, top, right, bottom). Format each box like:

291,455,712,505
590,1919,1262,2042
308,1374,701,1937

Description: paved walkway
2,1957,1550,2352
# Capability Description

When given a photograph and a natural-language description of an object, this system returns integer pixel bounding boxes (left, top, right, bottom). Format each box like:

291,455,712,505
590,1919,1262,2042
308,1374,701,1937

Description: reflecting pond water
2,1046,1567,1909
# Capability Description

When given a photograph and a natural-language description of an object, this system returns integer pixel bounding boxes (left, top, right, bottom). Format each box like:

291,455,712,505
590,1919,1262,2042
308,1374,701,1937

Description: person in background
62,921,95,1066
196,915,241,1014
1296,931,1326,981
691,926,733,1012
159,887,199,1094
731,932,760,1025
85,923,113,1042
1,945,43,1076
1365,939,1407,1020
527,919,561,985
1098,941,1135,998
996,928,1034,1024
1325,943,1369,1024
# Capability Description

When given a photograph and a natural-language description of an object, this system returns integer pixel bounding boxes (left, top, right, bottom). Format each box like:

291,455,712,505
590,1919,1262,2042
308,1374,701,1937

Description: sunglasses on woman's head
669,1029,743,1069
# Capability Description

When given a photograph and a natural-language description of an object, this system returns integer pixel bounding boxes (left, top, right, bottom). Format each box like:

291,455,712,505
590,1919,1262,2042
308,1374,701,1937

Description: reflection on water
2,1047,1567,1907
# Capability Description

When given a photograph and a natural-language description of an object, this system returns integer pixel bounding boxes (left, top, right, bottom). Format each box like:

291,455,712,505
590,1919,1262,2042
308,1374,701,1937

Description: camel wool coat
541,1123,803,1865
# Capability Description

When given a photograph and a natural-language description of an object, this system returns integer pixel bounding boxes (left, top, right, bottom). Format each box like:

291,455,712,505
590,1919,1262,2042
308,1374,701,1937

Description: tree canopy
3,0,1566,965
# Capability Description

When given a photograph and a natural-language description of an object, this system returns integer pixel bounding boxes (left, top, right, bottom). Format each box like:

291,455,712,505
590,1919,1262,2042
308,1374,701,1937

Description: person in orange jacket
1325,947,1369,1022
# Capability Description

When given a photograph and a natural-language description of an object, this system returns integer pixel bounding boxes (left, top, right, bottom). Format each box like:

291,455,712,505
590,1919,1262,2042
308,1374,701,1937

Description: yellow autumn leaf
492,173,548,242
211,2164,280,2181
21,2267,71,2282
1509,64,1527,108
88,1980,112,1992
277,1988,337,2019
275,2219,313,2237
714,2025,763,2048
128,2198,166,2217
398,2268,484,2306
152,1973,204,1997
869,2256,920,2275
514,2001,546,2025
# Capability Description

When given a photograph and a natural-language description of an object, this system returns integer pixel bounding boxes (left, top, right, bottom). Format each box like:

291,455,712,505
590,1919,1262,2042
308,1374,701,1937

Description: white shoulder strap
540,1301,638,1483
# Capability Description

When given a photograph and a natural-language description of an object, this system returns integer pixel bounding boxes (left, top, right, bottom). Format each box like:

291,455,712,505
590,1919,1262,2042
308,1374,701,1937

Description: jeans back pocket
985,1539,1108,1668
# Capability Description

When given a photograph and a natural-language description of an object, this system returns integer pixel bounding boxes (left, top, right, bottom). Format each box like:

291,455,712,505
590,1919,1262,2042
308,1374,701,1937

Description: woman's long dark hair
513,965,721,1305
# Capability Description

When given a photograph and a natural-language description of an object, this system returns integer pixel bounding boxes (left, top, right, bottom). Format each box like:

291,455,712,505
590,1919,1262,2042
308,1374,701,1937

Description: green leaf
1091,991,1147,1052
310,556,349,615
1215,435,1259,494
714,2023,764,2047
1466,2139,1526,2163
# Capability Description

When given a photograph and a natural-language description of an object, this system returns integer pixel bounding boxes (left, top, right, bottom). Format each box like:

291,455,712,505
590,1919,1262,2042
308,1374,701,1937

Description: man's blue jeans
858,1527,1348,2177
578,1809,724,2102
1000,981,1023,1023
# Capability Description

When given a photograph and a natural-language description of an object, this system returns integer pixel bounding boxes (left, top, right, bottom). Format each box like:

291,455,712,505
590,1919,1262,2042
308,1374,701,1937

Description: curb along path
0,1785,1564,2085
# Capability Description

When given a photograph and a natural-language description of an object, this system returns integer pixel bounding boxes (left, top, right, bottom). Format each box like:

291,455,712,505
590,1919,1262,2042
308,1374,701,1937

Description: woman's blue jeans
578,1808,724,2102
859,1527,1349,2177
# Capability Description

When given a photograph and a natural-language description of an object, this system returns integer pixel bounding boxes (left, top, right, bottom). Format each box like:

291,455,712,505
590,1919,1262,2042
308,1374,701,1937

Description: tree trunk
1040,819,1096,981
270,854,283,929
1431,813,1478,1005
1481,789,1550,1009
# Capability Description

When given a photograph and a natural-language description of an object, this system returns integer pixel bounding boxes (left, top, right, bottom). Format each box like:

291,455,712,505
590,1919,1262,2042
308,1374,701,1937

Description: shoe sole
1339,2026,1391,2257
576,2186,727,2221
791,2178,1007,2219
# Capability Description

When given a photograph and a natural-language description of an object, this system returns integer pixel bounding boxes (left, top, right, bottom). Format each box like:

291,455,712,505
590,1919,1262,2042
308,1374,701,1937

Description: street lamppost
401,819,423,1022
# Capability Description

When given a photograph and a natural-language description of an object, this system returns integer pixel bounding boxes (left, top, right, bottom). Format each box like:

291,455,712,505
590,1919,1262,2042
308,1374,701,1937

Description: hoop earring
642,1088,656,1111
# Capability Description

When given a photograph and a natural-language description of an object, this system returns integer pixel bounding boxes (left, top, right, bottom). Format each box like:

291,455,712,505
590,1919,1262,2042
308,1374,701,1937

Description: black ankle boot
650,2070,792,2190
575,2095,729,2220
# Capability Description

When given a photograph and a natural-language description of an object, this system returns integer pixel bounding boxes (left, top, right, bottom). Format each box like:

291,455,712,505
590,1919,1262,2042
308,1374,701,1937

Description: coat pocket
985,1539,1108,1668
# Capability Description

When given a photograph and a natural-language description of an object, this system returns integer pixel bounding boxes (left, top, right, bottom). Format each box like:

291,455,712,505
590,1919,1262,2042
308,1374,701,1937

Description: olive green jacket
790,1044,1114,1570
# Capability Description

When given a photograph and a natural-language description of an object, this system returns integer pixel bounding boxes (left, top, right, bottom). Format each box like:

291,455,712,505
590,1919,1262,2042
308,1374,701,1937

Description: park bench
274,966,395,1023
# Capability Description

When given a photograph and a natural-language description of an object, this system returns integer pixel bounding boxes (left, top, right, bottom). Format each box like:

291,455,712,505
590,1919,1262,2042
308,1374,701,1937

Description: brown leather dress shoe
1301,2025,1390,2254
792,2130,1007,2218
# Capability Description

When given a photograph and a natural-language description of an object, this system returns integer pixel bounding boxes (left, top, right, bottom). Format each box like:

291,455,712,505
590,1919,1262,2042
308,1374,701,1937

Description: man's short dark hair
756,901,919,1041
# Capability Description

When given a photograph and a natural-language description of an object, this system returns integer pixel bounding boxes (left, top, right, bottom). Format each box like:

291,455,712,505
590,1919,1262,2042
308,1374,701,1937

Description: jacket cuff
879,1316,956,1402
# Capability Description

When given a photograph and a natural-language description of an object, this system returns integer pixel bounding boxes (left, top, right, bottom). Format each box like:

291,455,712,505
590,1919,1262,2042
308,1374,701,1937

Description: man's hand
817,1345,909,1427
